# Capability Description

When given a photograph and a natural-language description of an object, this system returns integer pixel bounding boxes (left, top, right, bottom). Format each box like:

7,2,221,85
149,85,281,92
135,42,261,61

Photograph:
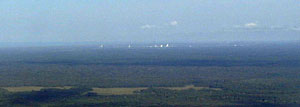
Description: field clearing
92,85,221,95
1,85,221,95
91,87,147,95
160,85,221,91
2,86,72,92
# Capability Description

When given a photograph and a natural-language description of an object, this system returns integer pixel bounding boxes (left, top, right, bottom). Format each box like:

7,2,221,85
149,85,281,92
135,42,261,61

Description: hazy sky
0,0,300,43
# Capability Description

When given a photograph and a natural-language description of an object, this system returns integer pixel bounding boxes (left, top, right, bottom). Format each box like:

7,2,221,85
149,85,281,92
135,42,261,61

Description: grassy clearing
161,85,221,91
2,86,72,92
91,85,221,95
91,87,147,95
1,85,221,95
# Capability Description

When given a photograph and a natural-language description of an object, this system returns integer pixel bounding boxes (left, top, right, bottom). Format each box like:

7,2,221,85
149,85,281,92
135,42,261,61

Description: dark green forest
0,42,300,106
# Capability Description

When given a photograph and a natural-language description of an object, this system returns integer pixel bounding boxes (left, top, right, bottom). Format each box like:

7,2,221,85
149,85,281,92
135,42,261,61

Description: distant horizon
0,40,299,48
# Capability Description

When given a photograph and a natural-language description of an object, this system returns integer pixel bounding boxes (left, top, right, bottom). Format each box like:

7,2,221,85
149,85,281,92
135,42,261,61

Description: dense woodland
0,42,300,106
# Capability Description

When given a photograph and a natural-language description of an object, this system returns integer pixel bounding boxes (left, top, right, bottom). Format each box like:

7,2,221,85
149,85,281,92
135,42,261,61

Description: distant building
100,45,104,48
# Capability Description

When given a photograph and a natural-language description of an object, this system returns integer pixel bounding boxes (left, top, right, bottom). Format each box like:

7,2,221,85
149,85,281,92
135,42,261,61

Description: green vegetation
2,85,220,96
2,86,72,92
0,43,300,106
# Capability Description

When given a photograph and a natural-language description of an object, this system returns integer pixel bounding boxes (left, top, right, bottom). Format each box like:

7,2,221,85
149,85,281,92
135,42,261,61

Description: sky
0,0,300,43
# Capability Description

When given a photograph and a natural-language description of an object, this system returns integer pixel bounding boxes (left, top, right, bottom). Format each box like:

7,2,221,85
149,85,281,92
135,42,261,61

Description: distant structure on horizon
99,44,104,48
134,43,171,48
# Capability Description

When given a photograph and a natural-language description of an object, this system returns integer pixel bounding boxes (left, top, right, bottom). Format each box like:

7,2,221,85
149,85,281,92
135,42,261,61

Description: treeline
1,87,299,106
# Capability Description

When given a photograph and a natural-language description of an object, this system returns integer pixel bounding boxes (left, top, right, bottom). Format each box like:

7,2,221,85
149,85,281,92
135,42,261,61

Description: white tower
165,44,169,47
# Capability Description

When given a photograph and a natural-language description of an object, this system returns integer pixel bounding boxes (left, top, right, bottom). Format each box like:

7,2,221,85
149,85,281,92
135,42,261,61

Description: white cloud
291,26,300,31
170,21,178,26
244,22,257,28
228,23,300,32
141,21,178,30
141,24,156,29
